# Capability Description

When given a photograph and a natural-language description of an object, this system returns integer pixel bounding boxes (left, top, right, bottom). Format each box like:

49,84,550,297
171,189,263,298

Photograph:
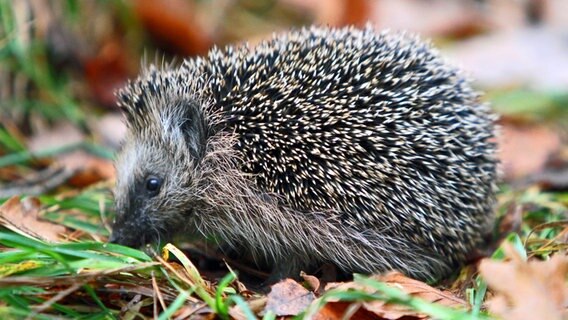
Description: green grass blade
157,290,189,320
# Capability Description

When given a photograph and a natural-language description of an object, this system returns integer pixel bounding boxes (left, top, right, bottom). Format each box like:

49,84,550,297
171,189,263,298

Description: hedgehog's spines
113,26,497,281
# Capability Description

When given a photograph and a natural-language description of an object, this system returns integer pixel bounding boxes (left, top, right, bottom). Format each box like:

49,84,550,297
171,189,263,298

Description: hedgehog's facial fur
110,87,209,248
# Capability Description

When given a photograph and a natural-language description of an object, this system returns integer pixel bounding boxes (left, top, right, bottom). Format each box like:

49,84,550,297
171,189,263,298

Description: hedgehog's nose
108,229,140,247
108,223,145,248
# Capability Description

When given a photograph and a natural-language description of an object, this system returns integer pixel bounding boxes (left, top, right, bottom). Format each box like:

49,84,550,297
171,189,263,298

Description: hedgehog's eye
145,176,162,193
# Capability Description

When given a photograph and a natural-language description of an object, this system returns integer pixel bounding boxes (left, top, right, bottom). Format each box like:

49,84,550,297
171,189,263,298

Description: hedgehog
109,25,498,282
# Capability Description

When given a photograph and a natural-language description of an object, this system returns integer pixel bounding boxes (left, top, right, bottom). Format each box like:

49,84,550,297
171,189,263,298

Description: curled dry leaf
0,196,66,242
479,245,568,320
301,271,321,292
319,272,466,320
314,301,377,320
264,278,315,317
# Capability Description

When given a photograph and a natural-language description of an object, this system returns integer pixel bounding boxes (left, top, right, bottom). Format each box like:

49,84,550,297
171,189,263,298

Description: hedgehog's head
109,67,209,248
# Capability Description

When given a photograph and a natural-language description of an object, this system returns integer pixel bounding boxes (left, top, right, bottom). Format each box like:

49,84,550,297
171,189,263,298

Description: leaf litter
0,196,67,243
479,244,568,320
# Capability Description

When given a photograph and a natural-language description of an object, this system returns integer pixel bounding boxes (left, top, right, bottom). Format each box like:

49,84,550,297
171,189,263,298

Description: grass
0,222,258,319
0,0,86,127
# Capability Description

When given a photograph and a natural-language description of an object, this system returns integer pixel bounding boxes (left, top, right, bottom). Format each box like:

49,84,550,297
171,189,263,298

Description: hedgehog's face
109,98,208,248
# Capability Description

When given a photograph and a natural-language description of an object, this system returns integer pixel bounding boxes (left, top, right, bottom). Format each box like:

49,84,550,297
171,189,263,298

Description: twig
152,271,167,318
27,281,85,319
0,165,75,198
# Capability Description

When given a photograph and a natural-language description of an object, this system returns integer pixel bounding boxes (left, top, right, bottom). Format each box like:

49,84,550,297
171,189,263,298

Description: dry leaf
320,272,466,319
264,278,315,316
379,272,466,308
134,0,212,56
313,301,377,320
0,196,66,242
58,150,115,187
498,123,561,180
282,0,371,27
230,297,267,320
84,38,131,108
25,123,115,187
301,271,321,292
479,245,568,320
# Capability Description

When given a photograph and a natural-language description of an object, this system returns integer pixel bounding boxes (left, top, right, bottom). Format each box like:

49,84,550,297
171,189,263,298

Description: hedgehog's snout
109,221,145,247
109,202,149,247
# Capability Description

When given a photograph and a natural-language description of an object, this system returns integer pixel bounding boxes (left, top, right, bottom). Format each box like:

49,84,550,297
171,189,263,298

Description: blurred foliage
489,89,568,124
0,0,85,126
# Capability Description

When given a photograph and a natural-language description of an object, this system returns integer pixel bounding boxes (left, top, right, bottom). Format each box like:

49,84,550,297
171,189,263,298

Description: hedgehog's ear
180,101,208,160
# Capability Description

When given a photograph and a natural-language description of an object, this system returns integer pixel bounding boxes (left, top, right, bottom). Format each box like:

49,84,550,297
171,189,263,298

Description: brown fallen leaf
84,38,131,108
134,0,212,57
301,271,321,293
0,166,74,198
282,0,371,27
58,150,115,187
230,297,267,320
313,301,377,320
28,122,115,188
264,278,315,317
479,245,568,320
379,272,466,308
319,272,467,319
0,196,66,242
498,122,561,181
